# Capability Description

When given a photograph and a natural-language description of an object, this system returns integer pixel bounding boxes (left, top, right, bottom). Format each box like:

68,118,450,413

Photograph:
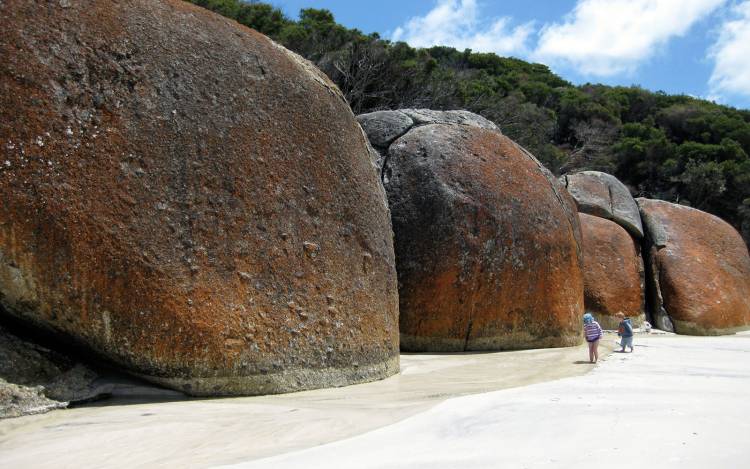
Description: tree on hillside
188,0,750,247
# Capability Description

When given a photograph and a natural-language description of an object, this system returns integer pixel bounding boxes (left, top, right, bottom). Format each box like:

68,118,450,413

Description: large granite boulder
579,214,645,330
562,171,643,238
358,110,584,351
638,199,750,335
0,0,399,395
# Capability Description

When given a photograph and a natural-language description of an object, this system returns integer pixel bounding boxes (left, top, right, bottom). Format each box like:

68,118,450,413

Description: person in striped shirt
583,313,603,363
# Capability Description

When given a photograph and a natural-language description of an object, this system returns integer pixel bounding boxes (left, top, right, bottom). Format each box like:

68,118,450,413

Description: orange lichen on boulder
361,111,584,351
638,199,750,335
579,214,645,329
0,0,399,395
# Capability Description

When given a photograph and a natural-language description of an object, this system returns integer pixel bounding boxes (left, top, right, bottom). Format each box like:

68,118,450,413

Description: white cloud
391,0,533,56
533,0,726,77
708,1,750,101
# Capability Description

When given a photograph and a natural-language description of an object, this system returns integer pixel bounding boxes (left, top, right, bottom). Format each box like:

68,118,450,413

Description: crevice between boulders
638,208,675,333
463,319,474,352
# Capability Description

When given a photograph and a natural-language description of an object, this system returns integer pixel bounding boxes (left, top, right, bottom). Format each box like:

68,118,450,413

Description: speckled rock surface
356,111,414,150
579,214,645,330
397,109,498,130
359,110,584,351
562,171,643,239
0,322,100,418
0,378,67,419
0,0,399,395
356,109,498,171
638,198,750,335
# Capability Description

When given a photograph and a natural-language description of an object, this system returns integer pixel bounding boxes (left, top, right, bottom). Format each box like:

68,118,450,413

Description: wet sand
223,332,750,469
0,336,616,468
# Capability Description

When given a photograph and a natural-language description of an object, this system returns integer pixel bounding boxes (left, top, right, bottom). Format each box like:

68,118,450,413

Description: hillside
189,0,750,245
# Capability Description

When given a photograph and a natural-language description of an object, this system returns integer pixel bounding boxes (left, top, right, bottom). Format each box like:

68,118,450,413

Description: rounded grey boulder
562,171,644,239
356,111,414,149
358,109,584,352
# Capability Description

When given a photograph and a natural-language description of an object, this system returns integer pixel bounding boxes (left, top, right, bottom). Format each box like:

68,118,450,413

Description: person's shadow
573,360,594,364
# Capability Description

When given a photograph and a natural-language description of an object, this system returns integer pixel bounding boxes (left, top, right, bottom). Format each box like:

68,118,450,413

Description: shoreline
0,336,618,468
226,332,750,469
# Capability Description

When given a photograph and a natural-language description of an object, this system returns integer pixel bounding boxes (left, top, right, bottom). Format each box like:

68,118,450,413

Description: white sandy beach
2,333,749,468
228,333,750,469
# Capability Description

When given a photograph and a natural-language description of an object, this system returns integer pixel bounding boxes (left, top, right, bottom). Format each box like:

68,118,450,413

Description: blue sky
272,0,750,110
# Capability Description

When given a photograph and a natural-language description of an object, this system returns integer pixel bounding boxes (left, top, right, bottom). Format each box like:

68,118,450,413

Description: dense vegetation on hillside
189,0,750,243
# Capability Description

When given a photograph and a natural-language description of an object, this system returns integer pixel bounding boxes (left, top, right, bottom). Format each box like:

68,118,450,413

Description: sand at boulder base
0,338,618,468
